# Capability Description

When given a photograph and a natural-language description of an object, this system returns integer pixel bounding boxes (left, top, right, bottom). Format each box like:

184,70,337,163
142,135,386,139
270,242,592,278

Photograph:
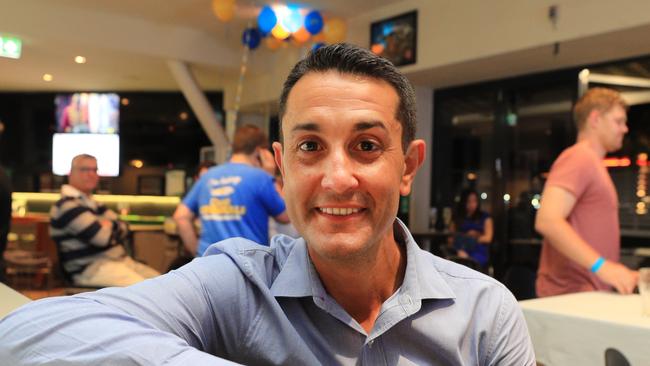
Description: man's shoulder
50,195,86,215
419,253,521,331
200,235,299,288
421,251,512,302
555,142,600,166
237,164,273,180
204,164,272,183
54,195,78,208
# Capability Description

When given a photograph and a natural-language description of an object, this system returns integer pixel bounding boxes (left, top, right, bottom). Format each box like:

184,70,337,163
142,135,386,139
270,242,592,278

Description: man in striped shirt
50,154,159,287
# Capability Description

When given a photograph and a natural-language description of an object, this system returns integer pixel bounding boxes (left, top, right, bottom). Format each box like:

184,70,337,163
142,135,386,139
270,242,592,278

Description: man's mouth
318,207,362,216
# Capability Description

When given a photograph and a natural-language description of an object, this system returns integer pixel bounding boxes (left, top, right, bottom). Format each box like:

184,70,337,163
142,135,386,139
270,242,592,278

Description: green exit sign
0,36,22,59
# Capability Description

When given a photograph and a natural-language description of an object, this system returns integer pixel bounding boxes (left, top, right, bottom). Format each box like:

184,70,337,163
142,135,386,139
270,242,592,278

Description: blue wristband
590,257,605,273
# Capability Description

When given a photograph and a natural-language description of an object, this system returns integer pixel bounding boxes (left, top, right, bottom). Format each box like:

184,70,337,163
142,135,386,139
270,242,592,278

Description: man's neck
63,184,92,197
310,235,406,334
229,153,256,166
577,133,607,157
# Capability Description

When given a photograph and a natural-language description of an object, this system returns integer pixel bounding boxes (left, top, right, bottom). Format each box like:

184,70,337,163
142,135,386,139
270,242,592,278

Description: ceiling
3,0,650,98
53,0,400,35
0,0,401,92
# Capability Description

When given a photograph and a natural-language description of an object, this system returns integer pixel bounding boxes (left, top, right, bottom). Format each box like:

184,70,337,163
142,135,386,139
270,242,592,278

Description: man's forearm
536,217,600,269
176,219,198,256
0,268,241,365
537,215,639,294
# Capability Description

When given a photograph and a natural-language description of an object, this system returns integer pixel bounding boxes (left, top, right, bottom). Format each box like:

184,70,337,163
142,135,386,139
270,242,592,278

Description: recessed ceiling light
42,74,53,82
74,56,86,64
129,159,144,168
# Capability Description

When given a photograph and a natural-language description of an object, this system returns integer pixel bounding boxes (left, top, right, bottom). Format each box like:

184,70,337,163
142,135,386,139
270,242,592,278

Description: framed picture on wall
370,10,417,67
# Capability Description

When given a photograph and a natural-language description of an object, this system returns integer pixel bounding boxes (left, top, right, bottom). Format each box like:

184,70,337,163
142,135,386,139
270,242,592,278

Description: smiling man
0,44,534,365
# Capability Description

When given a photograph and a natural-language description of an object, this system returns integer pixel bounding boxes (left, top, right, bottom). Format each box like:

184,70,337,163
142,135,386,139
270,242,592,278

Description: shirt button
368,340,374,348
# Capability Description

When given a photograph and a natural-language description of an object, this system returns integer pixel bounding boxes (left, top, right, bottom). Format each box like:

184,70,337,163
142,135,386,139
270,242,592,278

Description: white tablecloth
520,292,650,366
0,282,31,319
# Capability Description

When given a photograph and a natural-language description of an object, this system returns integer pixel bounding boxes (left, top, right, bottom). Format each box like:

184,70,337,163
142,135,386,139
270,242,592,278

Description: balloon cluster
211,0,346,52
254,5,346,51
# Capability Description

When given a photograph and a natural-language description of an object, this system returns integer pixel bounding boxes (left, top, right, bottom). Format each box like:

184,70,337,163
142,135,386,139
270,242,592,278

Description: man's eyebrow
290,121,387,134
354,121,387,132
291,122,320,133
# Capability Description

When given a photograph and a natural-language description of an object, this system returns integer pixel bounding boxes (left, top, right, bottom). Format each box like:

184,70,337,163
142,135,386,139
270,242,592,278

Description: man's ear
272,142,284,177
400,139,426,196
252,147,262,166
586,109,601,130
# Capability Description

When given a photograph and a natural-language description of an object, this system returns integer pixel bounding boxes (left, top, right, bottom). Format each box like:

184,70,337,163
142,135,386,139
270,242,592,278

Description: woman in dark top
450,189,493,268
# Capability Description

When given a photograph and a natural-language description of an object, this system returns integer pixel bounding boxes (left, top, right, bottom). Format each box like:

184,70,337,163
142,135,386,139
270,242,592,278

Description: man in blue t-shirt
174,125,289,256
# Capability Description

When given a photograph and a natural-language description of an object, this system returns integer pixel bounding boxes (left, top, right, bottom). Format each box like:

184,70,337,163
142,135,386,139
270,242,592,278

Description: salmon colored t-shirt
536,141,619,297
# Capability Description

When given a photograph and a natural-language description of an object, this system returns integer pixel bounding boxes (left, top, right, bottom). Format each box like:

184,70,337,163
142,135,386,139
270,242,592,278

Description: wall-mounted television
55,93,119,134
52,133,120,177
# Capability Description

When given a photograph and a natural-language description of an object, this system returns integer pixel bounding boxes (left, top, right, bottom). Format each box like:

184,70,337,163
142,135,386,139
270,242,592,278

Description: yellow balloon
292,27,311,44
211,0,235,22
323,17,347,44
265,37,283,50
271,23,290,40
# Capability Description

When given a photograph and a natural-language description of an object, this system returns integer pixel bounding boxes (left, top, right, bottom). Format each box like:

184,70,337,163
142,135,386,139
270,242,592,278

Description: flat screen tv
55,93,119,134
52,133,120,176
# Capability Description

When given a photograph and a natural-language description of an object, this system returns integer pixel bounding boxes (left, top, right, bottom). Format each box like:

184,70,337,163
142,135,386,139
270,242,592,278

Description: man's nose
321,150,359,194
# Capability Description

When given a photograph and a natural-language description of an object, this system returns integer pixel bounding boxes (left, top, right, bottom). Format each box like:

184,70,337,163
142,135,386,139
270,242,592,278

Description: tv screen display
55,93,119,134
52,133,120,176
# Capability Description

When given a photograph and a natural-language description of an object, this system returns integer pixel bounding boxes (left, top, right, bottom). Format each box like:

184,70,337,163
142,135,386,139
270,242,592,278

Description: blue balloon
242,28,262,50
312,42,325,51
257,5,277,34
304,10,323,35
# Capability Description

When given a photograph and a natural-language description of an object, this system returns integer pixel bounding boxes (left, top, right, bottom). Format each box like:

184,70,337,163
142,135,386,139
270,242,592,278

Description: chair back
605,348,631,366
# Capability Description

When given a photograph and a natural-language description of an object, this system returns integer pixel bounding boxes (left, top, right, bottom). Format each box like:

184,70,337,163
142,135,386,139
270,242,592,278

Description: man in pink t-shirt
535,87,639,297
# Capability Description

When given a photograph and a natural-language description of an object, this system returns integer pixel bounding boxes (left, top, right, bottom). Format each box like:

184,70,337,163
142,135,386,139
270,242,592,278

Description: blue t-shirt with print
182,163,286,256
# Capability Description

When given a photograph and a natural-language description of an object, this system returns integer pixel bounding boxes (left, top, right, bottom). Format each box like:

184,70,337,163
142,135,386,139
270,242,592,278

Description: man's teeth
319,207,361,216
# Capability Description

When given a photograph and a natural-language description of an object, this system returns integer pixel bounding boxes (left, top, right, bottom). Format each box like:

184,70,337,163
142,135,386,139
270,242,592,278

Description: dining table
520,291,650,366
0,282,31,319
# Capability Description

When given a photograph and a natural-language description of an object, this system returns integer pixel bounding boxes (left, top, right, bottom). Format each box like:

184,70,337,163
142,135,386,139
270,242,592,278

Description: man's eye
357,141,379,152
299,141,320,151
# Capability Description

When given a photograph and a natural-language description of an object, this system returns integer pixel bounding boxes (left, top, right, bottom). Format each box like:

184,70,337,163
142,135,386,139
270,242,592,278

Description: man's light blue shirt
0,220,535,365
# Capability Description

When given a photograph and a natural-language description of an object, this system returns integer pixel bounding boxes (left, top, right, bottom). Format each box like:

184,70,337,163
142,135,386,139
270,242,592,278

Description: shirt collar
270,237,314,297
61,184,98,209
397,219,456,301
61,184,85,198
270,219,456,301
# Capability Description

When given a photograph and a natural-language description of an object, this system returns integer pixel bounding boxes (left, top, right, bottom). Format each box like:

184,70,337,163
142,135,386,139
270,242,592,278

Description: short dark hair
279,43,416,151
232,125,268,154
